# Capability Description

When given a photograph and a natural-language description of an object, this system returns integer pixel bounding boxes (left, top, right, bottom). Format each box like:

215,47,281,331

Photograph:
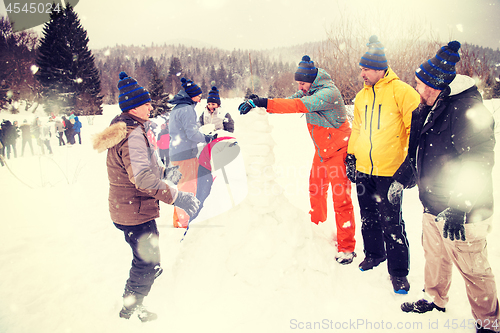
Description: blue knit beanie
415,41,461,90
359,35,388,71
117,71,151,112
295,55,318,83
181,77,202,98
207,86,221,105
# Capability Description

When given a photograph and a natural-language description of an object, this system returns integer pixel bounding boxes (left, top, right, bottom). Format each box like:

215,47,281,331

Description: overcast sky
1,0,500,51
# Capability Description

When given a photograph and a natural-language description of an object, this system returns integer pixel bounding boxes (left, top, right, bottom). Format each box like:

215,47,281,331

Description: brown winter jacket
92,112,178,226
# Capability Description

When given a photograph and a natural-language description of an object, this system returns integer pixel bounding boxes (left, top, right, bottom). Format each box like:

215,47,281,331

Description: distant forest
2,10,500,115
94,41,500,106
94,43,300,105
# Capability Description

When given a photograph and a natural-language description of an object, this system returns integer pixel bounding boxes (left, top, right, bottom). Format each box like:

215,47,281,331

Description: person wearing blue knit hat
346,35,421,295
168,77,215,228
91,71,200,322
391,42,499,333
117,71,152,112
199,86,234,133
239,55,357,265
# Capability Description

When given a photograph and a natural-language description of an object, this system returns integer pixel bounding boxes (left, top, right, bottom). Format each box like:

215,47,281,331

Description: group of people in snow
92,71,235,322
0,112,84,166
239,38,498,333
93,38,498,333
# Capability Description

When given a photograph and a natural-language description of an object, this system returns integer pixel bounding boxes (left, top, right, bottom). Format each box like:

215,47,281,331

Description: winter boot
390,275,410,294
401,299,445,314
119,293,157,322
359,256,386,271
335,252,356,265
154,265,163,279
119,304,157,322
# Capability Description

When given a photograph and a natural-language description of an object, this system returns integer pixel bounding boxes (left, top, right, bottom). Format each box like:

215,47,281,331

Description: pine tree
216,63,227,89
36,4,102,116
149,62,170,117
165,56,182,95
200,77,208,99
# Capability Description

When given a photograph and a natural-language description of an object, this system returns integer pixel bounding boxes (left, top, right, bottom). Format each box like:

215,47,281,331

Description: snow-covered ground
1,98,499,333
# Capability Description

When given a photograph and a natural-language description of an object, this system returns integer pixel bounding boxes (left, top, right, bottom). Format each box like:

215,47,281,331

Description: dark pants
75,132,81,144
58,132,65,146
65,130,75,144
196,165,214,212
114,220,161,299
5,143,17,158
159,149,169,167
356,172,409,277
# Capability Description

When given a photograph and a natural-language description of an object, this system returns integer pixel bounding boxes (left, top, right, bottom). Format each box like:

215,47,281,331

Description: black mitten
345,154,357,183
436,207,466,241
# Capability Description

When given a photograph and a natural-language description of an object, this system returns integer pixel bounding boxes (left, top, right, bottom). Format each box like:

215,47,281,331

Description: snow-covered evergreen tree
165,56,183,95
36,4,102,116
149,62,170,117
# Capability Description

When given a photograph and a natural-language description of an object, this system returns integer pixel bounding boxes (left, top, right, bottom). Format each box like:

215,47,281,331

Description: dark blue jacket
393,75,495,222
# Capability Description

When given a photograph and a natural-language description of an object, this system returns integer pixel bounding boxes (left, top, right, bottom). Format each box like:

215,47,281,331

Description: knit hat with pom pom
295,55,318,83
359,35,388,71
117,71,151,112
207,86,221,105
416,41,461,90
181,77,202,98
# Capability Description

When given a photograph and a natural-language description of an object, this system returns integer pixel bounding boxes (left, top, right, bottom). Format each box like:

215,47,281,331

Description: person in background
238,55,356,265
390,41,499,333
199,86,234,133
73,116,82,144
157,118,170,167
0,122,4,163
92,71,199,322
20,119,34,156
62,115,75,145
12,120,20,154
1,120,17,159
168,77,215,228
345,35,420,294
41,120,53,154
55,118,65,146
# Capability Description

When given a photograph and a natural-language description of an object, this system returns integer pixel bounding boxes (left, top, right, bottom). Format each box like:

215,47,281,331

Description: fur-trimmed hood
92,121,127,153
92,113,144,153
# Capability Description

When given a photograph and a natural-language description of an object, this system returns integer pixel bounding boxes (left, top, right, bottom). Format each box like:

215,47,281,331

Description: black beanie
295,55,318,83
207,86,221,105
117,71,151,112
415,41,461,90
359,35,388,71
181,77,202,98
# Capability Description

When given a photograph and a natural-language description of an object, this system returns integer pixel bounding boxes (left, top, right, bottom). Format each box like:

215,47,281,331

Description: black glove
435,207,466,241
387,180,404,205
345,154,357,183
238,97,268,115
205,133,218,143
174,191,200,219
163,165,182,185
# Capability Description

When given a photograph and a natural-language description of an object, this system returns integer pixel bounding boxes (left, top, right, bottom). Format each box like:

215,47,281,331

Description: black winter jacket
393,75,495,222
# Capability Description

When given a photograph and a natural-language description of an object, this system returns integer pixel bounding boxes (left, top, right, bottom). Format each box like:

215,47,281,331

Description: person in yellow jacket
345,35,420,294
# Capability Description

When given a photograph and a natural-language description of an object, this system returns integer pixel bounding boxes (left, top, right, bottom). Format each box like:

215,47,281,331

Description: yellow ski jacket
347,67,420,177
